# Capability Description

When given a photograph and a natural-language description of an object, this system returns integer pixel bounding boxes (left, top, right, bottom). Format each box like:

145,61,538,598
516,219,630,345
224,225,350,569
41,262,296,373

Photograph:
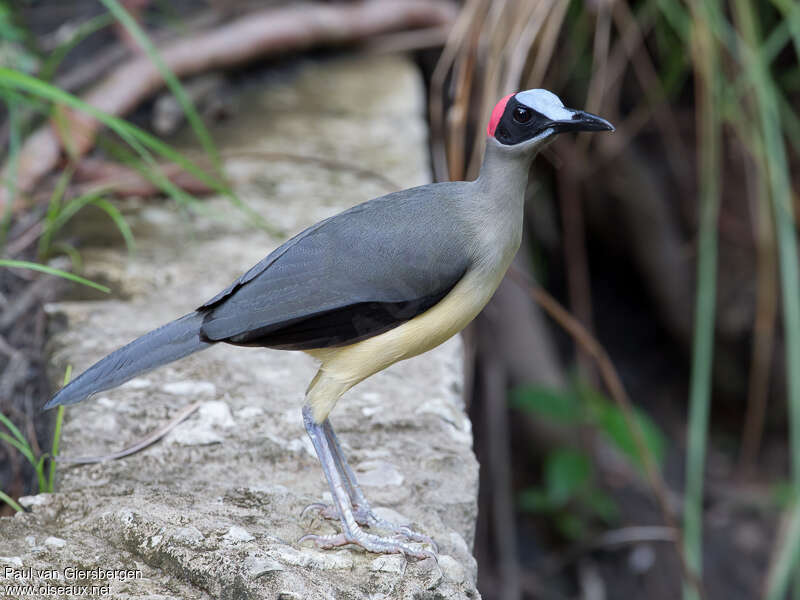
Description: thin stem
682,3,721,599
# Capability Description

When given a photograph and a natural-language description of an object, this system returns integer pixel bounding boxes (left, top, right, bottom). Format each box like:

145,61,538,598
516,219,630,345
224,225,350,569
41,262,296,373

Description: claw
300,502,439,552
357,510,438,552
299,530,436,561
397,525,439,554
300,502,332,521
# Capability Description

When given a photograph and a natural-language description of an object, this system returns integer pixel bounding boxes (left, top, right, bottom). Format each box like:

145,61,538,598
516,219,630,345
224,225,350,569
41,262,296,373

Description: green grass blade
0,68,277,235
733,0,800,504
98,134,206,215
0,432,36,471
0,68,223,193
0,429,46,492
35,454,48,493
729,0,800,593
760,46,800,508
655,0,691,41
765,502,800,600
49,190,105,234
0,91,20,249
0,489,24,513
769,0,800,60
47,367,70,493
38,168,73,259
48,191,136,256
0,259,110,293
38,14,115,82
683,3,722,599
98,0,220,167
89,198,136,255
0,411,28,447
48,408,65,492
0,409,44,498
762,19,792,65
49,243,84,272
777,90,800,159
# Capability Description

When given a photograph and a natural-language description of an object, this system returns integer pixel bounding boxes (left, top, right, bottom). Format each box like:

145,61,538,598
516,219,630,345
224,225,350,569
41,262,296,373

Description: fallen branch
73,158,213,198
1,0,457,213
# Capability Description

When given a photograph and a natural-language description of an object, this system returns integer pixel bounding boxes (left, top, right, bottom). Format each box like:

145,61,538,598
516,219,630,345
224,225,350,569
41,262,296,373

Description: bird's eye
513,106,532,123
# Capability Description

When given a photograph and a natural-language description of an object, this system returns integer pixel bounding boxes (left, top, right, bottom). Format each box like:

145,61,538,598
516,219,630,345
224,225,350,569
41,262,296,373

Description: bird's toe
298,529,435,561
300,502,338,522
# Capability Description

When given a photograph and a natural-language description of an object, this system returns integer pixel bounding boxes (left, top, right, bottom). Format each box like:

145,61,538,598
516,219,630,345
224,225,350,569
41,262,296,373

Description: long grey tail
44,311,212,410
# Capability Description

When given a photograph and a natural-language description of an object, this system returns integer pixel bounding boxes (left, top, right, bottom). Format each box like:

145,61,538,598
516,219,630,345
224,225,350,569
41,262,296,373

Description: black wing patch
221,287,455,350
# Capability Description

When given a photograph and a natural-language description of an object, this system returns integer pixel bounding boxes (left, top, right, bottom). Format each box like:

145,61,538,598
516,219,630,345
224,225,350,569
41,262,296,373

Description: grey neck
461,137,542,269
475,138,537,198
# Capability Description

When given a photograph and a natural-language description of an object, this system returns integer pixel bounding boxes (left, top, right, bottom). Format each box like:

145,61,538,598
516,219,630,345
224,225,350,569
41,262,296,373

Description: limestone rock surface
0,55,480,599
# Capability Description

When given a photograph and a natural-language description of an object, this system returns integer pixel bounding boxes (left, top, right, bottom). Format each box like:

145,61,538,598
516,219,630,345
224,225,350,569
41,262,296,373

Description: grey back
199,183,474,348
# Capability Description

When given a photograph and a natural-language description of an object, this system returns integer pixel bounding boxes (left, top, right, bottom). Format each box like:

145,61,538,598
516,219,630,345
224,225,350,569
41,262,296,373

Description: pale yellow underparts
304,263,508,424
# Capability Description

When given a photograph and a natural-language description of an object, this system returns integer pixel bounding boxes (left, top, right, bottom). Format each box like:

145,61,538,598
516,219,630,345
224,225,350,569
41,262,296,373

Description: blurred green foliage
511,380,666,469
511,380,665,539
0,1,37,74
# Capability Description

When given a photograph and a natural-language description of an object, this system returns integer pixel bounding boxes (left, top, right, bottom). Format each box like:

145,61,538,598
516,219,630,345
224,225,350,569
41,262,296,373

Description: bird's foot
300,502,438,552
299,529,436,561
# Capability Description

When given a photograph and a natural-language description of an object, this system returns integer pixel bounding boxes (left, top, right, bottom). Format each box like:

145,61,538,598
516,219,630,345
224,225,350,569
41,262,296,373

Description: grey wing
199,185,471,350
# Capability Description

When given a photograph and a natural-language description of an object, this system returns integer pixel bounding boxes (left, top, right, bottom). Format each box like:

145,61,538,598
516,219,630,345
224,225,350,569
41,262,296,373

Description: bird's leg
299,419,364,519
319,417,438,551
298,405,435,560
300,416,438,550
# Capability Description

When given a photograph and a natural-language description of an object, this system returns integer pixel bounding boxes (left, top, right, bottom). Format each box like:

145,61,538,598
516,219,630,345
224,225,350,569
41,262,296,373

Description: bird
45,89,613,560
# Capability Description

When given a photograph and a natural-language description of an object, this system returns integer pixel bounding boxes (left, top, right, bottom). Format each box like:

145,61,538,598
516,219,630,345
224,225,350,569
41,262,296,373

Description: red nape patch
487,93,515,137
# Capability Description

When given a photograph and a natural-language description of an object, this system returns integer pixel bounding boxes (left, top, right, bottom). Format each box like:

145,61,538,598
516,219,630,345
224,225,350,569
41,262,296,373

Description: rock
267,546,355,571
244,555,285,577
17,495,50,509
438,555,467,584
171,526,205,546
122,378,152,390
369,555,407,575
161,381,217,396
356,460,405,487
166,400,235,446
222,526,254,543
1,55,479,599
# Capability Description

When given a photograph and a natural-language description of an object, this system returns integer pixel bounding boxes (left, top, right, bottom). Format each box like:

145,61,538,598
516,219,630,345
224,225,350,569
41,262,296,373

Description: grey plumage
44,311,211,409
200,183,472,347
45,183,473,409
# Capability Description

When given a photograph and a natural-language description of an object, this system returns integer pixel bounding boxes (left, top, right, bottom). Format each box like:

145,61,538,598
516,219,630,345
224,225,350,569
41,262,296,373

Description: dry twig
57,400,203,464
